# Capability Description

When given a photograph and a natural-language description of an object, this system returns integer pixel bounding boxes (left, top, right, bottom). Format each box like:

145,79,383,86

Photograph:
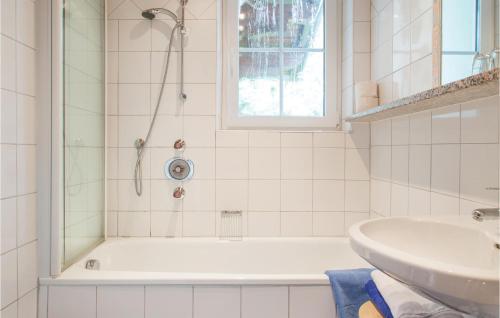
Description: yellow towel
359,301,383,318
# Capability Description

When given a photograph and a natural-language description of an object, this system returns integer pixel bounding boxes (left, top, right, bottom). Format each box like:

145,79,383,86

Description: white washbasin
349,217,499,318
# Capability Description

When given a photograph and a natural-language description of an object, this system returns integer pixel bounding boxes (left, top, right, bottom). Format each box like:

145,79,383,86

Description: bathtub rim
40,236,368,286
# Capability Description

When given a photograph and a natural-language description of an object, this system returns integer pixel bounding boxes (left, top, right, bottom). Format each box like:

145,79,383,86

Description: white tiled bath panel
370,95,500,217
1,0,39,317
47,285,336,318
106,0,371,238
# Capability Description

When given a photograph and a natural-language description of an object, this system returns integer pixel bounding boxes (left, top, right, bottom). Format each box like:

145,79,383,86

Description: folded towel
359,301,384,318
371,271,470,318
365,280,393,318
325,269,374,318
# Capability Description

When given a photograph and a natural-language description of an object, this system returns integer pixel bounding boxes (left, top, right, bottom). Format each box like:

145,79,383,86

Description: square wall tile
216,148,249,179
391,146,408,185
150,212,182,237
432,104,461,144
409,111,431,144
98,286,145,318
410,10,432,62
183,180,216,211
313,132,345,148
249,148,281,179
313,180,345,212
146,286,192,318
247,212,281,237
390,183,408,216
345,181,370,212
118,52,150,83
216,180,248,211
460,144,499,206
281,180,312,212
248,180,280,212
281,212,313,236
431,145,460,196
430,192,459,216
1,249,17,308
345,148,369,180
242,287,288,318
150,180,182,212
409,145,431,190
313,148,344,179
313,212,345,236
289,286,335,318
371,120,391,146
1,198,16,253
17,193,37,246
193,287,240,318
216,131,249,147
118,20,152,52
249,132,281,147
282,148,313,179
183,212,216,237
408,187,430,216
281,133,312,147
461,96,499,144
49,286,97,318
370,146,391,181
118,212,150,237
1,145,17,198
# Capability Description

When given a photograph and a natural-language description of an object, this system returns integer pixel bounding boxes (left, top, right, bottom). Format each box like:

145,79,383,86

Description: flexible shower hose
134,24,182,196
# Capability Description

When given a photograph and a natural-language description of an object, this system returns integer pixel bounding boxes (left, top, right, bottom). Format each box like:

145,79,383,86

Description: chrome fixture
174,139,186,150
164,157,194,181
472,208,500,222
173,186,185,199
85,259,100,270
134,0,189,196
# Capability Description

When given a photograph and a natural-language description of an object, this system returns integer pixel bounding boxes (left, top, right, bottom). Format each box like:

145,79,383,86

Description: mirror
437,0,499,85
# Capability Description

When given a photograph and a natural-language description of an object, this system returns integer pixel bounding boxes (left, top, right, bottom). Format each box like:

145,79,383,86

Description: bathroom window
223,0,340,129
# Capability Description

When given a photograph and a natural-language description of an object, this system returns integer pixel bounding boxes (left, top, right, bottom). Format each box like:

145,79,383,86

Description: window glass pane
284,0,324,48
239,52,281,116
442,0,477,52
239,0,281,48
441,53,476,84
283,52,324,117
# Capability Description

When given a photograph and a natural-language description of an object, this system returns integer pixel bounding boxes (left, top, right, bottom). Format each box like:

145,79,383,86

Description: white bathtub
40,238,370,318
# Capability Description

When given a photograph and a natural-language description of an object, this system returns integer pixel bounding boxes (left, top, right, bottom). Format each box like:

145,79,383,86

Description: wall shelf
346,69,499,123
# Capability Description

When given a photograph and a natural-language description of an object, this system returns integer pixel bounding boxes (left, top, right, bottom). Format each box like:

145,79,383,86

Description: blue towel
365,280,393,318
325,269,374,318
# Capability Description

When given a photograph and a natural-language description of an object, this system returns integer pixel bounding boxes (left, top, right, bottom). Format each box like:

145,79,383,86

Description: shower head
141,8,179,22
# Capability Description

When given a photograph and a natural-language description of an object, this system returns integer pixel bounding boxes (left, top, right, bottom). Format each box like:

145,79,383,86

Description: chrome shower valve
173,187,185,199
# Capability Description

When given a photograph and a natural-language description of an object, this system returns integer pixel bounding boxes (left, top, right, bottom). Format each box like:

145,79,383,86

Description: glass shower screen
62,0,106,268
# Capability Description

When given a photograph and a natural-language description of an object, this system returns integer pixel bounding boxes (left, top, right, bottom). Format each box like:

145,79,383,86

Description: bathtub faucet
472,208,500,222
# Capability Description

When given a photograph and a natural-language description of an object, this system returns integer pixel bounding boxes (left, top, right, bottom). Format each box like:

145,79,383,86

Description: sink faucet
472,208,500,221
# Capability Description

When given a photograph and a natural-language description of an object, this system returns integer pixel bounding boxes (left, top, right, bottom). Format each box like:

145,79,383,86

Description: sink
349,217,499,318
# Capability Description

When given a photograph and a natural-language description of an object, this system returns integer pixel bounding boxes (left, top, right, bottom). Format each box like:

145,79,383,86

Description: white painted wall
106,0,371,238
1,0,39,317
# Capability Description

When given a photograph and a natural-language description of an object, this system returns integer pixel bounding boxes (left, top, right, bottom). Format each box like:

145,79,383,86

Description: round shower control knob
164,157,194,181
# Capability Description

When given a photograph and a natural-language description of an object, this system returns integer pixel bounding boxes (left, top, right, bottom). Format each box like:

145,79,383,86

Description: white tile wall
369,0,434,106
370,95,500,217
108,0,371,238
1,0,38,316
47,285,337,318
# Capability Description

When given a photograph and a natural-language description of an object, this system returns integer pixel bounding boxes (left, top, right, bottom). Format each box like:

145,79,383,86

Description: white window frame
221,0,341,130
